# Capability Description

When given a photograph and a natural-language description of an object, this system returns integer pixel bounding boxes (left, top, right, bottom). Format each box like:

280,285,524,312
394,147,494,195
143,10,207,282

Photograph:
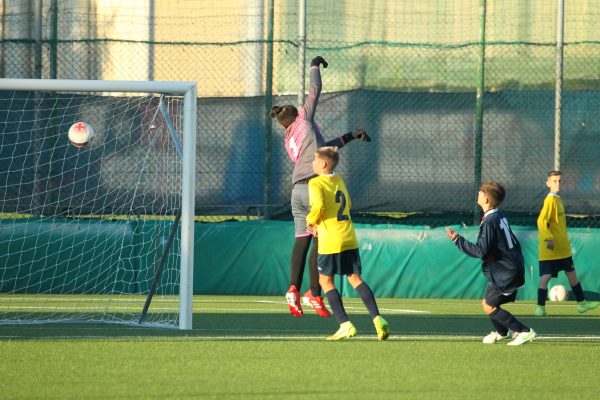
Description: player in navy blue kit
446,181,536,345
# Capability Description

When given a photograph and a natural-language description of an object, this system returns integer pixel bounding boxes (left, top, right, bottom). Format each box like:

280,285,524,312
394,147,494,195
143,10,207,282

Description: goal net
0,79,196,329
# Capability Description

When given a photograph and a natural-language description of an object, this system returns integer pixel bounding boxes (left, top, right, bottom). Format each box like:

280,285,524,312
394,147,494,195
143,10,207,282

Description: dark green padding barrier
196,221,600,300
2,219,599,300
0,218,177,295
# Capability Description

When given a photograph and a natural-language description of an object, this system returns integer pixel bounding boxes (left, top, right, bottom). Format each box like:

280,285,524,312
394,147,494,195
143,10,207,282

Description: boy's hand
546,239,554,250
307,223,318,236
310,56,328,68
445,227,458,241
352,129,371,142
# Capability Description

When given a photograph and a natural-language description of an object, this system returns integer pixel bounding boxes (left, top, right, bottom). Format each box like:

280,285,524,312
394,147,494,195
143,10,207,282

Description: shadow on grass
1,312,599,339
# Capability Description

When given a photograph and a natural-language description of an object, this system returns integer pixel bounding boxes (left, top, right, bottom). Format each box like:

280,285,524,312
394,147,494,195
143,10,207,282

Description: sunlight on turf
1,295,599,343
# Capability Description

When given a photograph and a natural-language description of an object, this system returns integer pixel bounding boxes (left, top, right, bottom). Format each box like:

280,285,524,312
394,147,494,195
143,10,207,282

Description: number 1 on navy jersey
335,190,350,221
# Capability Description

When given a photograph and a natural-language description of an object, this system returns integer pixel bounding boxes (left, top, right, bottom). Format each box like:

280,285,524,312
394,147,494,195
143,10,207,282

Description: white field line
1,334,599,342
171,334,600,341
0,298,430,314
0,297,178,303
0,305,426,314
0,297,460,305
0,306,178,311
0,297,583,308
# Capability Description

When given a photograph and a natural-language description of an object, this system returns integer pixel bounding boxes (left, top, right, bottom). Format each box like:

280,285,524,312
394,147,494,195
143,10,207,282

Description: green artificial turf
1,296,599,399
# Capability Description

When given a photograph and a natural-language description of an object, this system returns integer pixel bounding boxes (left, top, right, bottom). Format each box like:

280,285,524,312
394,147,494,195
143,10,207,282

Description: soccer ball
68,122,95,147
549,284,568,302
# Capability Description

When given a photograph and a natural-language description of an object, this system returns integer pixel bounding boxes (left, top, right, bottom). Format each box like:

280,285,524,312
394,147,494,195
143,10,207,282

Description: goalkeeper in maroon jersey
269,55,370,318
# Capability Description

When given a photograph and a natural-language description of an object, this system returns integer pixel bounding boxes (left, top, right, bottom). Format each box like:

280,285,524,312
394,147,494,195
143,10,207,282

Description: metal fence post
473,0,487,224
33,0,42,79
298,0,306,106
50,0,58,79
264,0,275,219
554,0,564,171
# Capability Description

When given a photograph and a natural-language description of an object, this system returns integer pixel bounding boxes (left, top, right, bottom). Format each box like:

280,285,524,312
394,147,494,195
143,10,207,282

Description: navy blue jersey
454,209,525,294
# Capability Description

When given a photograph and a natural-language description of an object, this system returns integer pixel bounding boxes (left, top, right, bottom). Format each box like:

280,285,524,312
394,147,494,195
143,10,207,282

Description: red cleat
286,285,303,317
302,290,331,318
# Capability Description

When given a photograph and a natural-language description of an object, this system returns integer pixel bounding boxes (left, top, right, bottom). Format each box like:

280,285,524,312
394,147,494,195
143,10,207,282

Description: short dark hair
315,146,339,171
547,170,561,178
269,105,298,127
480,181,505,208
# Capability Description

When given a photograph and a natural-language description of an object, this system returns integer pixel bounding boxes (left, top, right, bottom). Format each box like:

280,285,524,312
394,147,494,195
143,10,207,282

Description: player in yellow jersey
306,147,389,341
535,171,599,316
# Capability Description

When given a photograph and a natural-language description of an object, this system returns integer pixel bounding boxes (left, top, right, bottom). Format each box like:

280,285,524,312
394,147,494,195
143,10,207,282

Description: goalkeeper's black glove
310,56,328,68
353,129,371,142
342,129,371,144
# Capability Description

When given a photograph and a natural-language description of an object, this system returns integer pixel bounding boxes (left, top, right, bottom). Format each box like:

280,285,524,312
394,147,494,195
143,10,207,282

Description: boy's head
269,105,298,128
312,146,339,175
546,170,561,193
478,181,506,210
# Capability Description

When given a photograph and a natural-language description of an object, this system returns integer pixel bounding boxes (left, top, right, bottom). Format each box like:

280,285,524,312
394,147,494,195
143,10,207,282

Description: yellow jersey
306,174,358,254
537,193,571,261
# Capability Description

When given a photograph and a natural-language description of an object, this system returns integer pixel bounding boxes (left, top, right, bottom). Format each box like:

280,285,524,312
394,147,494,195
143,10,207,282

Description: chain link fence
1,0,600,227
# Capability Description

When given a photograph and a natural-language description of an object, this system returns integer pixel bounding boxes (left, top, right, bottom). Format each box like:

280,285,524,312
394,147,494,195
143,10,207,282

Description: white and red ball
68,122,95,147
549,284,568,302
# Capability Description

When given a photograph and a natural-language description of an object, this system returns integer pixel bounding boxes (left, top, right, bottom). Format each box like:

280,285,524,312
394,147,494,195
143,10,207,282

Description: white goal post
0,79,196,330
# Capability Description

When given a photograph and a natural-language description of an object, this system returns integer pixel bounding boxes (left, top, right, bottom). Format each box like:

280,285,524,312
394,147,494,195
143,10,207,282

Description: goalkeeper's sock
490,307,528,333
290,236,311,288
355,282,380,319
325,289,349,324
308,237,321,297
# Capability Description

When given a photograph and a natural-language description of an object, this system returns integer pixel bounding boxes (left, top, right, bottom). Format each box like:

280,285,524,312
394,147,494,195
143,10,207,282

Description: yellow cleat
578,301,599,314
373,315,390,341
326,321,357,341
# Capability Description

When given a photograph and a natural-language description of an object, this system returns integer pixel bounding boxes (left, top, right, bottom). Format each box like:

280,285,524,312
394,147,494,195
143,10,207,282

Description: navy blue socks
490,308,528,333
355,282,380,319
325,289,349,324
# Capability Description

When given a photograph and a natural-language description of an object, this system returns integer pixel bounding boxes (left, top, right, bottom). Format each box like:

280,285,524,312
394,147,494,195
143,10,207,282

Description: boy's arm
306,181,324,228
537,196,555,244
447,223,494,259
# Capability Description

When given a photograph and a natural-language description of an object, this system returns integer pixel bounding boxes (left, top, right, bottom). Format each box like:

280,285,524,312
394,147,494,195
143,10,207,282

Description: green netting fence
1,0,600,227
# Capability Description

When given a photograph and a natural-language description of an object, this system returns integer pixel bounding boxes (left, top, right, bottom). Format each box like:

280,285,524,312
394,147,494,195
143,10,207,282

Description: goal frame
0,78,196,330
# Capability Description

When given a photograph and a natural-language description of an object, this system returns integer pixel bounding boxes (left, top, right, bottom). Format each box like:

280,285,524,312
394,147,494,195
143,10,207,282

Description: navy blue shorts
539,256,574,278
317,248,362,276
484,283,517,308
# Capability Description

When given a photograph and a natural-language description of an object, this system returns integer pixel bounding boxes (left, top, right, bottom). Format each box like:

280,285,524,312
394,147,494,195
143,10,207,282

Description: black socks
325,289,349,324
571,282,585,302
355,282,380,319
308,237,320,296
290,236,312,289
537,288,548,307
490,308,528,333
289,236,321,296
